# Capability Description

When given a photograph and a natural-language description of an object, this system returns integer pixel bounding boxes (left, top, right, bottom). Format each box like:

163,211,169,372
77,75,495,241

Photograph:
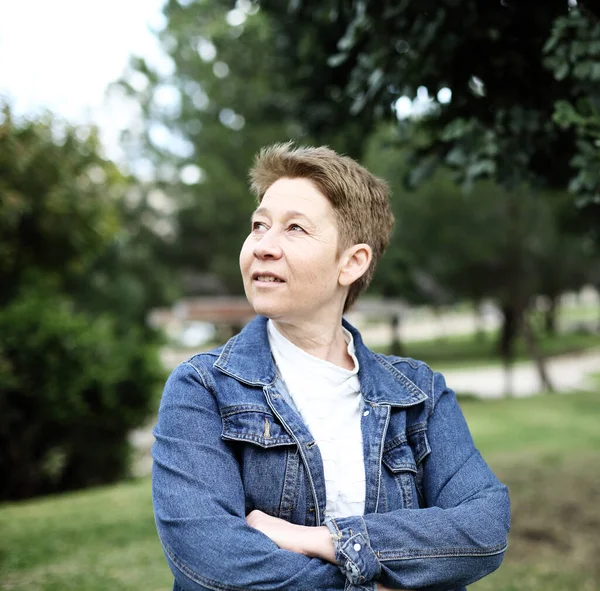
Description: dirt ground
472,454,600,590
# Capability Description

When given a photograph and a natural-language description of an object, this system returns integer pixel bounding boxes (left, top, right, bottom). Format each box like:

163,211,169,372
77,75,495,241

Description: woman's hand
246,510,335,563
247,512,408,590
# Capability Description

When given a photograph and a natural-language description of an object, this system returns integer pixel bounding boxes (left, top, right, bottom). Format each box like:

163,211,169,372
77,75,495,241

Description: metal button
363,410,370,416
353,543,361,552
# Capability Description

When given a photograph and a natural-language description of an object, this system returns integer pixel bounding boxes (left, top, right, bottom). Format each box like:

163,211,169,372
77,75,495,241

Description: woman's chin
248,297,286,319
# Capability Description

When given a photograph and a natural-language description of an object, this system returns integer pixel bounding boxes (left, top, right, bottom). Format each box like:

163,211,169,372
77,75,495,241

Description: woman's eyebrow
252,207,314,224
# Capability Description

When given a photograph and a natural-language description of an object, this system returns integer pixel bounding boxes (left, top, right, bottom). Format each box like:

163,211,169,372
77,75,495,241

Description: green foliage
0,285,164,500
366,126,596,312
260,1,600,226
544,9,600,207
0,107,121,303
0,106,170,500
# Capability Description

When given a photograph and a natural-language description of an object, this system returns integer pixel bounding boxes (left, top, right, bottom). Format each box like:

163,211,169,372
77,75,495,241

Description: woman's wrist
299,525,336,563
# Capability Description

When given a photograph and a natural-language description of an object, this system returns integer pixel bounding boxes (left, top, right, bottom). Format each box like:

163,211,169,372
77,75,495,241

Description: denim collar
214,315,427,407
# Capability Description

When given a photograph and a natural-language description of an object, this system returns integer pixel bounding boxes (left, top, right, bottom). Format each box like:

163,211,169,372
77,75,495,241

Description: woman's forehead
259,178,335,220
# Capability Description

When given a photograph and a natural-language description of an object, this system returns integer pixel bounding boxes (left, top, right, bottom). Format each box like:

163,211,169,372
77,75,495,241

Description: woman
152,143,510,591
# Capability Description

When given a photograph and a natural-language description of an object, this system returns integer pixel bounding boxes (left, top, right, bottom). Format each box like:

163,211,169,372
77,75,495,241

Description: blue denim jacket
152,316,510,591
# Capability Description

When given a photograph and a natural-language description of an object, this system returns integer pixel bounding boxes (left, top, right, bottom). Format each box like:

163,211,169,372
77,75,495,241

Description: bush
0,285,165,500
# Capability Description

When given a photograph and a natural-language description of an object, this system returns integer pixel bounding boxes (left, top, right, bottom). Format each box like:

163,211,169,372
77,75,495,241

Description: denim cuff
325,515,381,585
345,582,376,591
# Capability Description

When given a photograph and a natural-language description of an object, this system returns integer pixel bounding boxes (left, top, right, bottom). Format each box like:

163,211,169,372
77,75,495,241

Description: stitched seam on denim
338,546,362,584
216,364,270,387
389,356,426,370
220,404,272,417
265,388,323,525
183,361,212,393
374,405,390,513
430,371,439,416
359,522,383,579
374,355,428,400
220,431,295,447
214,335,276,386
162,541,248,591
338,531,379,583
384,458,417,473
382,433,408,452
378,542,508,561
407,428,431,464
406,422,428,437
400,472,415,508
216,333,236,367
328,518,343,540
359,516,371,546
384,426,428,452
381,442,416,472
188,350,220,365
279,447,299,515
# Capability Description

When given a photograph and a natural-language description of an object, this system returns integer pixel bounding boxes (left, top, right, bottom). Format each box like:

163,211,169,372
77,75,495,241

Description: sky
0,0,168,160
0,1,445,165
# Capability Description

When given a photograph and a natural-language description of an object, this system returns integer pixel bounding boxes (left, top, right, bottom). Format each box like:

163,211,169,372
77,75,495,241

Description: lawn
1,391,598,591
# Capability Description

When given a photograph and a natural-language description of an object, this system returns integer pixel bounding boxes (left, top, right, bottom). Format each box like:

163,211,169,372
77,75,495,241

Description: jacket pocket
221,404,296,448
382,429,431,509
220,404,301,518
408,427,431,507
382,440,418,509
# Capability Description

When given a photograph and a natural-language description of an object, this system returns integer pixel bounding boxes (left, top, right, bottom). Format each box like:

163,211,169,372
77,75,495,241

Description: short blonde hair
249,142,394,311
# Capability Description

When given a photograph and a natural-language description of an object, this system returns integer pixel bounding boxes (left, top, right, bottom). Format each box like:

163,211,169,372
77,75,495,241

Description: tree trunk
390,314,405,356
474,300,486,342
498,303,520,362
544,295,558,335
522,311,554,393
499,303,522,397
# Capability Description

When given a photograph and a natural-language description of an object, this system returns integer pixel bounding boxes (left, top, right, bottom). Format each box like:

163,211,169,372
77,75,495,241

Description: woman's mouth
254,275,284,283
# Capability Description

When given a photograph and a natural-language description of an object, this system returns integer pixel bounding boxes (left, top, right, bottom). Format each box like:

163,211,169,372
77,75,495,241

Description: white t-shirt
267,320,366,518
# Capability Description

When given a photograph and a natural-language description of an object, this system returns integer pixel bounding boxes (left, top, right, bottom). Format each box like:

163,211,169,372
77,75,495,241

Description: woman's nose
253,230,283,259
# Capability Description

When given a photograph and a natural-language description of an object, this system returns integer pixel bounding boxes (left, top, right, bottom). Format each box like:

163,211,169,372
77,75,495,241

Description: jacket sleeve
152,362,363,591
324,371,510,591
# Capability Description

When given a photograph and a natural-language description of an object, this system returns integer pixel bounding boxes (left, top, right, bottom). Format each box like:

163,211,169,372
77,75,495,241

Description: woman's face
239,177,348,322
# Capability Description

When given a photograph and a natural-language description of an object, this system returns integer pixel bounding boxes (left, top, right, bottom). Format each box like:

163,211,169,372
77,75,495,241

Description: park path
437,347,600,398
131,346,600,476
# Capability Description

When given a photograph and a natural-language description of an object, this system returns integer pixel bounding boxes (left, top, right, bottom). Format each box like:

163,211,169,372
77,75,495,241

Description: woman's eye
252,221,267,231
288,224,305,232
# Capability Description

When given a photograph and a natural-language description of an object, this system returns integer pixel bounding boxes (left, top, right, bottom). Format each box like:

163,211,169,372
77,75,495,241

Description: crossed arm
246,509,396,591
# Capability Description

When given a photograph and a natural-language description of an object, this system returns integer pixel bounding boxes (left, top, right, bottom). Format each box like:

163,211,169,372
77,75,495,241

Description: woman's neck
271,318,355,371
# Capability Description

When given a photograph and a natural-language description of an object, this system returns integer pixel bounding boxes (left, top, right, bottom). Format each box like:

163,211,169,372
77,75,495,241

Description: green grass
1,391,599,591
559,302,599,325
376,329,600,370
0,481,172,591
460,392,600,591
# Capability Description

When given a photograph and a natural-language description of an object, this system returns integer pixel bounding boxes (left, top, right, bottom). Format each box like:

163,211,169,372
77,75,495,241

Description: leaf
554,62,569,81
327,52,349,67
573,61,592,79
467,158,496,178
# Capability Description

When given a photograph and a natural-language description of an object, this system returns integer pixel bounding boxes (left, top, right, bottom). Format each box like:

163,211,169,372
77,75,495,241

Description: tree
0,105,168,499
260,0,600,219
365,124,598,388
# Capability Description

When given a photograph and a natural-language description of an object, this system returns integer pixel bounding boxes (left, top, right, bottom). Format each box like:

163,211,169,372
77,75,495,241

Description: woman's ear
338,244,372,287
